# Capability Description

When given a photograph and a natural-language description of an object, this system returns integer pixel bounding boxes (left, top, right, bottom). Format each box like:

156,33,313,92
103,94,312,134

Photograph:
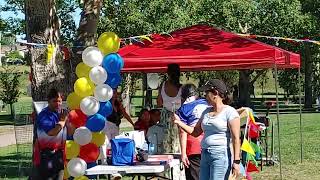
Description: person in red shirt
134,109,161,135
176,84,209,180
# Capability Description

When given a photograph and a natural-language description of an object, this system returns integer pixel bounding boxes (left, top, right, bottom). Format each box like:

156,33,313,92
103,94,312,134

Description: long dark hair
181,84,198,99
167,63,181,88
217,90,232,105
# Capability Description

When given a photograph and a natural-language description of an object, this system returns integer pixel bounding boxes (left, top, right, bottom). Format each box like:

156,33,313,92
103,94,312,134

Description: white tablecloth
85,158,180,176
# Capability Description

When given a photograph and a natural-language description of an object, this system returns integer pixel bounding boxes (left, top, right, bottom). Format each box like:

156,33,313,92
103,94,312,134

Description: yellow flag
140,35,153,42
47,44,56,64
249,111,255,124
241,138,255,156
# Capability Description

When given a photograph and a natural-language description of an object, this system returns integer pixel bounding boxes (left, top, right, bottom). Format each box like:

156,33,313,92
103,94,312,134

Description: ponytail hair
167,63,181,88
218,90,233,105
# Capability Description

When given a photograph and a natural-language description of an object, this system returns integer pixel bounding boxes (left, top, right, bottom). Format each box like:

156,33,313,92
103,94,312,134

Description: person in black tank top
107,89,134,127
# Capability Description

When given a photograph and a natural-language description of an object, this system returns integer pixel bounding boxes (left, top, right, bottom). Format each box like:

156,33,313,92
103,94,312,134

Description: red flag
247,161,259,173
249,121,260,139
245,171,252,180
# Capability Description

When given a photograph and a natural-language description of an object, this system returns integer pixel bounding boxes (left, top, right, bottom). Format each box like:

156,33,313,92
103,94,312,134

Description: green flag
247,153,258,167
250,142,261,154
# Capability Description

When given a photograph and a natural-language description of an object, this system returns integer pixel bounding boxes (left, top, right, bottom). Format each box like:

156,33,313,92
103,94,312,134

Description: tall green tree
300,0,320,107
0,67,21,118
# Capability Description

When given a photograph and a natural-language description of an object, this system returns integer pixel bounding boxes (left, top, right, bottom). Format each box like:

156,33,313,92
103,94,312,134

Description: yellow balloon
75,176,89,180
91,132,106,147
65,140,80,159
76,62,92,78
63,167,70,179
67,92,82,110
97,32,120,55
74,77,95,98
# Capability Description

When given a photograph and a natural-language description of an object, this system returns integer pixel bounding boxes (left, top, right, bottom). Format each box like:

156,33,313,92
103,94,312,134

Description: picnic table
85,155,181,180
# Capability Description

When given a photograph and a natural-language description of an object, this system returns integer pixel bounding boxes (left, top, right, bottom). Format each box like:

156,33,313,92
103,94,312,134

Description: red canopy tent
119,25,303,179
119,24,300,72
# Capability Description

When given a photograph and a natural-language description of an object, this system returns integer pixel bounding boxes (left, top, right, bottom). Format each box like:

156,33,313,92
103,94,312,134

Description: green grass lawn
251,113,320,179
0,144,32,180
0,97,33,126
0,113,319,179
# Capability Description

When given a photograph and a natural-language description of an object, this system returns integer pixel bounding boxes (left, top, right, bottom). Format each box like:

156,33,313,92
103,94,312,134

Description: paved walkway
0,125,16,147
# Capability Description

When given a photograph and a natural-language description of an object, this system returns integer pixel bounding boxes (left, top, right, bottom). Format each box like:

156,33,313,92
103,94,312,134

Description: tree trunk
239,70,252,107
304,43,313,108
10,103,14,119
71,0,103,83
26,0,72,101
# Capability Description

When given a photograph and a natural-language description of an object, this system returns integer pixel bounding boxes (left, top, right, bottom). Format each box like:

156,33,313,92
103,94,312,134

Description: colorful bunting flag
247,153,258,167
249,111,256,124
241,138,255,156
248,122,260,139
47,44,56,64
245,171,253,180
250,142,261,154
140,35,153,42
247,161,260,173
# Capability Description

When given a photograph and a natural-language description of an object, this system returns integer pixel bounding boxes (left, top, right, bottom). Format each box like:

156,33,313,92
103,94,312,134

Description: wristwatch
233,160,241,164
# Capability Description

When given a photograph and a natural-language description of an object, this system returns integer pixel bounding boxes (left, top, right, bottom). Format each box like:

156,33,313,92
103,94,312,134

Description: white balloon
94,84,113,102
147,73,160,89
67,157,87,177
82,47,103,67
89,66,108,85
80,96,100,116
73,126,92,146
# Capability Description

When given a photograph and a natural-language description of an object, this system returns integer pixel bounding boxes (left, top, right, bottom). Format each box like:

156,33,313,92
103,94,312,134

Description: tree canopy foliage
2,0,320,103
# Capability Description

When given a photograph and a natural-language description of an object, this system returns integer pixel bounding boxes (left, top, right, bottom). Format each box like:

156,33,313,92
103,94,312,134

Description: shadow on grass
0,152,32,178
0,115,14,126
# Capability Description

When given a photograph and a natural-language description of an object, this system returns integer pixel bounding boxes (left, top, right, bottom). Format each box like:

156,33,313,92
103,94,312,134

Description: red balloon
68,109,87,128
79,143,100,162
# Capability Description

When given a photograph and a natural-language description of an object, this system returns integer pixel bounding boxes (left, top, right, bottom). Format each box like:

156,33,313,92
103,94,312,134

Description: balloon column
65,32,124,179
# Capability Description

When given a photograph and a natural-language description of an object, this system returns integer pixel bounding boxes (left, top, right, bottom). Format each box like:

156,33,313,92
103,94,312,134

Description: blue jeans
200,147,232,180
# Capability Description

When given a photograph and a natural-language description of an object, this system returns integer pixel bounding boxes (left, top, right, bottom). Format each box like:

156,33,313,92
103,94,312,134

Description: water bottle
106,143,112,165
149,143,155,155
148,133,157,154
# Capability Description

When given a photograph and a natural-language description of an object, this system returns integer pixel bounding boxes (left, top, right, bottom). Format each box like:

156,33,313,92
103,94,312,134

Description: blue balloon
105,72,122,89
86,114,106,132
98,101,113,117
86,162,97,179
102,53,123,73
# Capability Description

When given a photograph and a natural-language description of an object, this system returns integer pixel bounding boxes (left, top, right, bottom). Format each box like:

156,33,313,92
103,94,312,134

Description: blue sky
0,0,81,41
0,0,24,19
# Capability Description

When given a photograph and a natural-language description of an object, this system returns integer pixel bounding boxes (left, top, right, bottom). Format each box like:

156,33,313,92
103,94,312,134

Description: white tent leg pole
298,67,303,163
274,65,283,180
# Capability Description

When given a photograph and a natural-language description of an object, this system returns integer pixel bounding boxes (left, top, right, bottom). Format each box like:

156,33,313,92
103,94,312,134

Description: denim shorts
200,147,231,180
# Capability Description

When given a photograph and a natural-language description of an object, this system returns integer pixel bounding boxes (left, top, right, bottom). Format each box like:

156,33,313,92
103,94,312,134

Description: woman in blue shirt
172,79,241,180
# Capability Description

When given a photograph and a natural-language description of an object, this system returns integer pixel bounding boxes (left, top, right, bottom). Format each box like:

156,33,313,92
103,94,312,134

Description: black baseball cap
198,79,228,94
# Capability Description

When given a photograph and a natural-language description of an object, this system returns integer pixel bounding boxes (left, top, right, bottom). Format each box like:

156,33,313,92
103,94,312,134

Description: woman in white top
172,79,241,180
155,63,182,153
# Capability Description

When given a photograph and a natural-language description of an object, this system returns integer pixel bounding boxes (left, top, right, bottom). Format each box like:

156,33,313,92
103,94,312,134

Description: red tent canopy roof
119,24,300,73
